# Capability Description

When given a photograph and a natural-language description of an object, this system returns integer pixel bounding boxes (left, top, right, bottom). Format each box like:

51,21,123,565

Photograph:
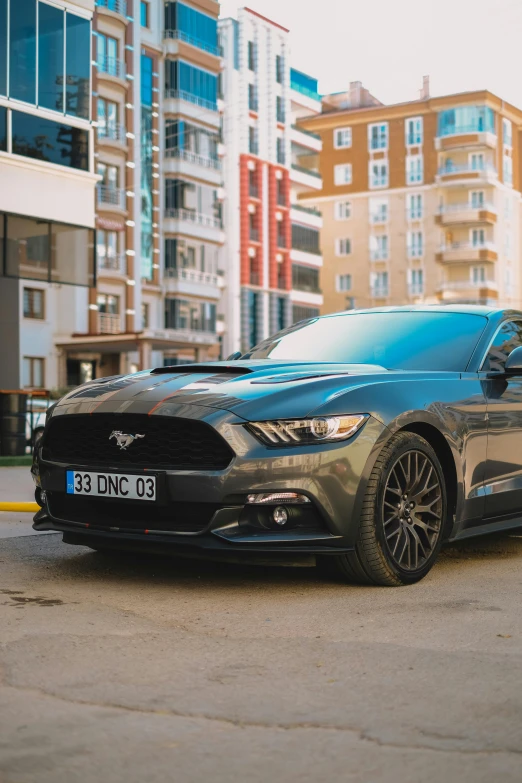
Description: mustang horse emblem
109,431,145,450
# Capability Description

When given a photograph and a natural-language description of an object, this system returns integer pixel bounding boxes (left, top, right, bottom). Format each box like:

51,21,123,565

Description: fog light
272,506,288,526
247,493,310,505
35,488,47,508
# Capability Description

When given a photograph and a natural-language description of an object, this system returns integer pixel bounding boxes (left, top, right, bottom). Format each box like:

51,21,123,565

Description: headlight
247,414,368,446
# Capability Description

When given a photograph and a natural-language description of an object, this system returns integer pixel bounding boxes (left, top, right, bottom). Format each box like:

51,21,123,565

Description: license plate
66,470,156,502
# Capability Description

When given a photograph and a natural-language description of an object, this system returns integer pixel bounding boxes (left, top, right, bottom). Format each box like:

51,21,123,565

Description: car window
482,321,522,372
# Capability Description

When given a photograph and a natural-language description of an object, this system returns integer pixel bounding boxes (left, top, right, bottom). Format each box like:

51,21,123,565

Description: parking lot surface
1,467,521,783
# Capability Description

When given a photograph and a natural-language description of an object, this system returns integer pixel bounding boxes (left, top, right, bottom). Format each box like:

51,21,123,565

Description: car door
482,319,522,518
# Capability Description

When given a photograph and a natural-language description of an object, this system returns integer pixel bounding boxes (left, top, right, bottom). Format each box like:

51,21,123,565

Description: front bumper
32,407,387,556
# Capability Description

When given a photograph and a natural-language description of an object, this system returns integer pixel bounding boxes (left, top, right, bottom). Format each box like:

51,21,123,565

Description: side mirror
504,346,522,375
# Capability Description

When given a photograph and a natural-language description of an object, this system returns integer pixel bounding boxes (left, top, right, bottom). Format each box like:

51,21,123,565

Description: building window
336,238,351,256
4,1,90,118
291,224,320,254
276,95,285,123
97,229,120,270
292,304,320,322
471,228,485,247
409,268,424,295
248,83,258,111
470,152,485,171
505,232,512,259
97,33,120,77
337,274,352,292
503,118,513,148
249,126,258,155
97,293,120,314
140,1,149,27
276,137,285,165
334,127,352,149
437,106,495,137
368,122,388,150
141,302,149,328
369,161,388,189
408,231,423,257
22,357,44,389
275,54,284,84
370,234,388,261
11,109,89,171
292,264,320,293
164,1,218,55
372,271,389,297
23,287,45,319
164,59,218,110
248,40,256,71
369,198,388,223
335,201,351,220
406,154,423,184
470,191,485,209
405,117,423,146
97,97,119,140
334,164,352,186
503,154,513,186
471,266,486,284
407,193,423,220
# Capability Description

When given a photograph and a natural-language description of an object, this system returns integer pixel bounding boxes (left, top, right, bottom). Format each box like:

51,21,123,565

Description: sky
219,0,522,108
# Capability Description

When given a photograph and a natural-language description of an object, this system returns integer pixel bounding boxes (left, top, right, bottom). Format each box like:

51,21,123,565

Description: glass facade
11,110,89,170
2,212,94,286
291,224,321,254
140,54,154,281
290,68,320,101
3,0,90,117
437,106,495,137
164,2,218,54
0,106,6,151
165,60,217,109
292,264,320,293
165,298,216,332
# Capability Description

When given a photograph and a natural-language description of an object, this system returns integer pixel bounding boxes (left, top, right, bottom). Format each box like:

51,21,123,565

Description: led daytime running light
248,414,368,446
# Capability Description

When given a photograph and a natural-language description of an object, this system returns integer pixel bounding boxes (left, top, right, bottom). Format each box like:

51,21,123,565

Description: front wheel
321,432,447,586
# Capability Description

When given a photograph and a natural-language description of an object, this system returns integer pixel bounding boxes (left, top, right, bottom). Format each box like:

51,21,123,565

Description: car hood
53,361,457,422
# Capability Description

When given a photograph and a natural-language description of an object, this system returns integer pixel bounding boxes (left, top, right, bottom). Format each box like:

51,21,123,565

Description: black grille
49,494,218,534
42,414,234,470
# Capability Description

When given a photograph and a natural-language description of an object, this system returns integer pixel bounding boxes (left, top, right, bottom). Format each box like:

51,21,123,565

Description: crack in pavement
2,684,521,757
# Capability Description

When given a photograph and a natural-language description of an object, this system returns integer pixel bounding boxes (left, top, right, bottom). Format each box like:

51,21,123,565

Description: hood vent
151,364,254,376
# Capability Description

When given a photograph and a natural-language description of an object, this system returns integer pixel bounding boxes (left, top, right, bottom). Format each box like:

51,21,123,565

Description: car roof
321,305,519,319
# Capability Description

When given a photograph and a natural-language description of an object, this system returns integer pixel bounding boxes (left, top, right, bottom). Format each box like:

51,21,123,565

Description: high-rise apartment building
219,7,323,356
0,0,97,390
300,84,522,314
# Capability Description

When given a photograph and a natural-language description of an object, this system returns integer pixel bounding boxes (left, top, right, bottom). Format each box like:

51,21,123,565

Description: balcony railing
164,267,221,288
97,123,126,144
97,185,126,210
164,208,222,229
370,250,389,261
292,283,322,294
439,241,496,253
96,0,126,15
438,280,498,292
292,242,321,256
291,203,322,217
290,81,321,102
163,29,221,56
370,212,388,224
291,163,321,179
97,56,126,79
371,287,389,298
437,125,496,138
98,313,121,334
438,202,496,214
291,124,321,141
98,254,127,274
164,89,218,113
165,147,221,170
437,163,496,177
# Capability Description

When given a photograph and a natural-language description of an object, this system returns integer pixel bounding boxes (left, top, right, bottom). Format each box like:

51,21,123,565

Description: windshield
241,312,488,371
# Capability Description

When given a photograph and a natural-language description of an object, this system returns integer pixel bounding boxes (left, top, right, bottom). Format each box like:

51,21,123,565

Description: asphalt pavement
1,466,522,782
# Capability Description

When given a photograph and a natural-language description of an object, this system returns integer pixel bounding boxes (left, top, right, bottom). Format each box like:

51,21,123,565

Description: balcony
163,267,223,299
249,272,261,286
97,56,126,85
291,163,322,192
371,287,389,299
290,80,322,113
249,228,260,243
97,123,127,147
163,29,221,58
291,124,322,153
164,89,219,128
142,327,217,348
164,208,224,243
435,202,497,226
435,126,497,151
436,241,498,264
436,164,497,186
97,185,126,212
249,183,259,199
98,313,121,334
408,283,424,297
164,148,222,185
95,0,127,19
290,203,322,231
370,212,388,225
370,250,389,262
97,254,127,276
277,234,287,249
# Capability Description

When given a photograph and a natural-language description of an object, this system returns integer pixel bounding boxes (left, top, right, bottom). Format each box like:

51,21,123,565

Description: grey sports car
32,305,522,586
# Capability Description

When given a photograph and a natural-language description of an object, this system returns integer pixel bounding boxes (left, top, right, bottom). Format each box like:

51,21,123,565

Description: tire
320,432,448,586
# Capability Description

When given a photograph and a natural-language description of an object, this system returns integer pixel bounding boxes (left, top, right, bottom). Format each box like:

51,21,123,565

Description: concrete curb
0,502,39,513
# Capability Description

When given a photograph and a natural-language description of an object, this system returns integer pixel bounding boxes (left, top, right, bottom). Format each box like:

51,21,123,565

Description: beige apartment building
299,83,522,314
